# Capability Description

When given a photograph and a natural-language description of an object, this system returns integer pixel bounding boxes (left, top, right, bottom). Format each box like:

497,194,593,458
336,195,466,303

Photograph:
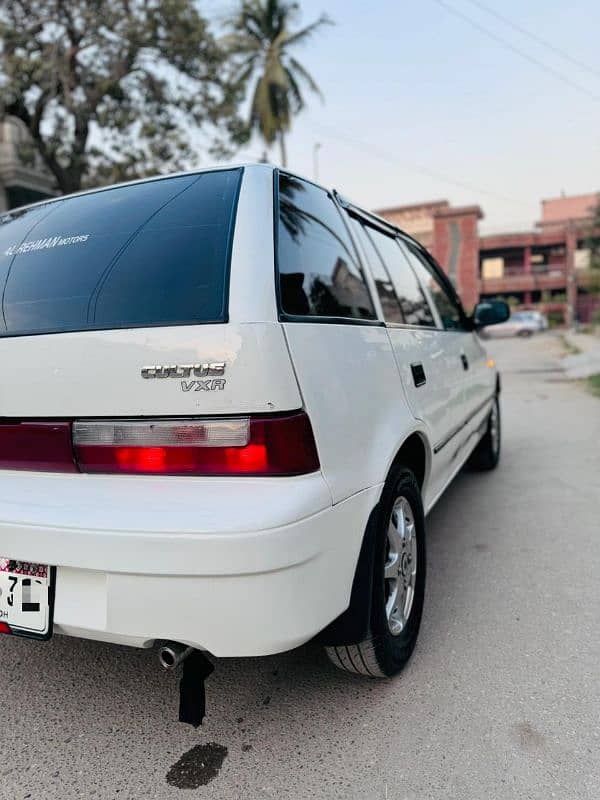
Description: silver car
482,310,547,338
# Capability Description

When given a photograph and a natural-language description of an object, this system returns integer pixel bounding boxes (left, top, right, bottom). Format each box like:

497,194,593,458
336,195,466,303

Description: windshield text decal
4,234,90,257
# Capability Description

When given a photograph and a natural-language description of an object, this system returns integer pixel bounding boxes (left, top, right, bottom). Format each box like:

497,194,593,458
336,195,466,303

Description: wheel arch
387,430,430,493
315,429,431,647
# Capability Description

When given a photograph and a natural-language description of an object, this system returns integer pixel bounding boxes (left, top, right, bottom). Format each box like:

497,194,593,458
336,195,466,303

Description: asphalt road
1,333,599,799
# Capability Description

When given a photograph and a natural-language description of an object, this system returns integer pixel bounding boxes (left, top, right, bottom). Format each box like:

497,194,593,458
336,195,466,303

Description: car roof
2,162,416,243
0,162,273,219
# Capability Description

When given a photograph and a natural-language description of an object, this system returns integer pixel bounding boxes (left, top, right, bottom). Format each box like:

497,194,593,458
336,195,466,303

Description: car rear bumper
0,471,379,656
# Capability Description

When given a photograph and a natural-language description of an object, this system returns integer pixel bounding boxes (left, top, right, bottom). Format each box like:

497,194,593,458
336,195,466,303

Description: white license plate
0,559,53,639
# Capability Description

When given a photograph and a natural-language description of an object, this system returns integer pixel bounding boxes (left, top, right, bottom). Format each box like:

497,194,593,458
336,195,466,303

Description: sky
210,0,600,234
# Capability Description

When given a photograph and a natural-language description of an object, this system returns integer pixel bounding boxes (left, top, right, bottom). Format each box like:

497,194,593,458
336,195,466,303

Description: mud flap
178,651,214,728
314,503,379,647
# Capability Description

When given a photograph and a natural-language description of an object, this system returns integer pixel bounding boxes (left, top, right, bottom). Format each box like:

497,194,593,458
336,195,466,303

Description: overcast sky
212,0,600,233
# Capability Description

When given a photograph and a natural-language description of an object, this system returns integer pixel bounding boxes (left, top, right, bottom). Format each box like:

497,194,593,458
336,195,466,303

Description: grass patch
587,374,600,398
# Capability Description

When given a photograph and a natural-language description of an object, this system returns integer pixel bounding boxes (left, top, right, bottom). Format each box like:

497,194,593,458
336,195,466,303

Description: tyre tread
325,636,386,678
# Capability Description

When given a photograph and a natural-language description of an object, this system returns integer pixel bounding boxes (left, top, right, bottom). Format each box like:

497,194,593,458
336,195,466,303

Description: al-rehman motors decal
4,234,90,257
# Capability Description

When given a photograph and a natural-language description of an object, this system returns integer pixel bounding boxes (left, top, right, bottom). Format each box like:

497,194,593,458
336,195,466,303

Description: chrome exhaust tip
158,641,194,671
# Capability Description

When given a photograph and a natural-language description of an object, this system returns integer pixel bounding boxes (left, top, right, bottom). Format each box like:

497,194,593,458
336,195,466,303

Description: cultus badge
141,363,226,391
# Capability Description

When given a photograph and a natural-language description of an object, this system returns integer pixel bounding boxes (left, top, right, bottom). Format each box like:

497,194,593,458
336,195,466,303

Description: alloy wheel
384,496,417,635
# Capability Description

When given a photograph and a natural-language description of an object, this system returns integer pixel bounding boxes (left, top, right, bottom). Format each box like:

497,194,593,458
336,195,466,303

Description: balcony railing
480,264,570,293
498,263,567,277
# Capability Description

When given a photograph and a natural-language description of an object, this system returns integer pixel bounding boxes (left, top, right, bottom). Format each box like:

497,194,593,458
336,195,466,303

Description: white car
482,309,546,338
525,310,549,331
0,165,508,681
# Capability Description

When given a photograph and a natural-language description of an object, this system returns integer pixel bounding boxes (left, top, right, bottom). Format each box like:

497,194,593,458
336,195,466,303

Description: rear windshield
0,169,242,336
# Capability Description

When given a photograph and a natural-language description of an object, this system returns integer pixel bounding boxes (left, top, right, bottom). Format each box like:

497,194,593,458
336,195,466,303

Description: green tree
0,0,246,194
225,0,331,166
586,197,600,267
584,196,600,294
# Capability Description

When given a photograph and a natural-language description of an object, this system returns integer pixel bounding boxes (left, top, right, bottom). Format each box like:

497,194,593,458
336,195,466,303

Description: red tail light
0,422,76,472
72,412,320,476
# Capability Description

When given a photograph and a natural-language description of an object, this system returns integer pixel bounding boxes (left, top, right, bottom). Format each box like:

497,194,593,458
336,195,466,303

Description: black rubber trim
279,313,384,327
335,196,401,238
0,408,308,423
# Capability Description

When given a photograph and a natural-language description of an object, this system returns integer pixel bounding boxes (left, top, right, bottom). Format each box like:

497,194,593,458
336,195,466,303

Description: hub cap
384,496,417,635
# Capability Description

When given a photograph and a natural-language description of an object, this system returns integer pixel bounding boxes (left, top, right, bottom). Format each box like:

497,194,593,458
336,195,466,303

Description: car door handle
461,353,469,371
411,363,427,387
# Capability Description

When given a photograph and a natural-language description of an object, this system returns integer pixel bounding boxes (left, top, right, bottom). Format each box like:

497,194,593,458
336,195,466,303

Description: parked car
525,310,549,331
481,309,546,338
0,165,508,681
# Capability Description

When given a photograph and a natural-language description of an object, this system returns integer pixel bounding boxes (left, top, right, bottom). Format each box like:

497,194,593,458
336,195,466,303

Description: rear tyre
468,395,501,471
325,467,426,678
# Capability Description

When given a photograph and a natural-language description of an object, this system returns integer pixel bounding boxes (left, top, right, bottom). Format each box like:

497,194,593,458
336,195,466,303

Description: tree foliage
587,196,600,271
225,0,331,166
582,195,600,296
0,0,247,193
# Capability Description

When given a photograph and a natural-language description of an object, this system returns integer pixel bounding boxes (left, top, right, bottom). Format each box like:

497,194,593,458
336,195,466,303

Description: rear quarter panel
282,322,430,504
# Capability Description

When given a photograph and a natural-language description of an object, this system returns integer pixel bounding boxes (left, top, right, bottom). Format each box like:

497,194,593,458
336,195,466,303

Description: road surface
1,333,598,799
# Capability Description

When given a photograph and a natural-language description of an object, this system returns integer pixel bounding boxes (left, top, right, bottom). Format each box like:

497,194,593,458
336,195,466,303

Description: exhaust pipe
159,642,215,727
158,641,194,670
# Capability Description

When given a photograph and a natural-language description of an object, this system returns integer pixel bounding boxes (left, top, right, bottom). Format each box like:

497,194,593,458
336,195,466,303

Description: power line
464,0,600,79
308,123,530,208
431,0,600,103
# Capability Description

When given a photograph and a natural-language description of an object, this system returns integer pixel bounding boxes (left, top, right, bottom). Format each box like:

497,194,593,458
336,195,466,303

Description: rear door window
399,238,467,331
277,174,376,321
0,169,242,336
348,218,403,324
365,228,436,327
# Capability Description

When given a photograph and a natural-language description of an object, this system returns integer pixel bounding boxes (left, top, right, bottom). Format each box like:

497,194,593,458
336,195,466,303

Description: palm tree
226,0,331,166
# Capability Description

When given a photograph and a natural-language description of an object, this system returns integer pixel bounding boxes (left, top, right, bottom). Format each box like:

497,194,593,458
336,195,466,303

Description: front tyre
325,468,426,678
468,395,501,471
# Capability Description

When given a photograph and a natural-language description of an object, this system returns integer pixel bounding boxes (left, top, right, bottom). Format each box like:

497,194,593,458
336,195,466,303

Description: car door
346,215,463,508
398,237,495,468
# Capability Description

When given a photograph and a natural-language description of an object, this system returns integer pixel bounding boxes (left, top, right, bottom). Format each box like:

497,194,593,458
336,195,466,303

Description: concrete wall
0,116,57,211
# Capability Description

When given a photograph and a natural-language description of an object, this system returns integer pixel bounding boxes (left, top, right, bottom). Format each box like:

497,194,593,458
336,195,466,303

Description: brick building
376,191,599,324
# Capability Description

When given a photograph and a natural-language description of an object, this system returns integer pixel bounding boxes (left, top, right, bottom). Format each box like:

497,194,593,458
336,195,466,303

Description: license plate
0,559,54,639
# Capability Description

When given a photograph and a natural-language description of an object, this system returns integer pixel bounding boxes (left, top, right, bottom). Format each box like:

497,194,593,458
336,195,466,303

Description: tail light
0,422,76,473
72,412,319,476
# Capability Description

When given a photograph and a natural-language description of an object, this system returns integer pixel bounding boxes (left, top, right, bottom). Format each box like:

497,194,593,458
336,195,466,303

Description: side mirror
472,300,510,329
